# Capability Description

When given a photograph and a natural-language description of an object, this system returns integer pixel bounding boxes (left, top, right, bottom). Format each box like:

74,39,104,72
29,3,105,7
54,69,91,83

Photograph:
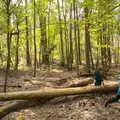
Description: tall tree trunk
117,29,120,64
69,4,73,70
47,2,50,67
62,0,69,68
107,22,112,67
33,0,37,77
4,0,11,93
76,6,81,65
57,0,65,66
25,0,31,67
40,15,49,65
84,7,91,73
14,23,19,71
73,0,79,74
103,23,108,71
117,23,120,64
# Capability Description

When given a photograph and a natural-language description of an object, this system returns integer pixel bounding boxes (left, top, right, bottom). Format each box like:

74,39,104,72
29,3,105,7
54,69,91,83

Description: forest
0,0,120,119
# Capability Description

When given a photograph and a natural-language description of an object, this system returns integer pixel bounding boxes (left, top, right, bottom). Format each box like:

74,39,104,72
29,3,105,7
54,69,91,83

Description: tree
33,0,37,77
57,0,65,66
25,0,31,67
4,0,12,93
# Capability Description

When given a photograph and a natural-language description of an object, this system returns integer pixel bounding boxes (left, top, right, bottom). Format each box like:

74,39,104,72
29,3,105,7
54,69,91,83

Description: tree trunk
0,84,118,101
84,7,91,73
40,15,49,65
76,6,81,65
68,4,73,70
25,0,31,67
73,0,79,74
62,0,69,68
14,23,20,71
0,42,3,65
4,0,11,93
33,0,37,77
57,0,65,66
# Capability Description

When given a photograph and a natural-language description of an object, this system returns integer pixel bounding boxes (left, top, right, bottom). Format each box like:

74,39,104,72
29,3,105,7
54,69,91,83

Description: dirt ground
0,65,120,120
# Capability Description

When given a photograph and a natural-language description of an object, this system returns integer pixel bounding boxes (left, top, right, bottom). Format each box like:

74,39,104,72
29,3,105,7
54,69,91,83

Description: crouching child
105,86,120,107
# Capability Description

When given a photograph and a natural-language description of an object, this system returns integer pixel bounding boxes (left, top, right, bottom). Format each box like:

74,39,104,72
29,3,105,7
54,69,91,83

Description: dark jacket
117,87,120,96
94,71,103,86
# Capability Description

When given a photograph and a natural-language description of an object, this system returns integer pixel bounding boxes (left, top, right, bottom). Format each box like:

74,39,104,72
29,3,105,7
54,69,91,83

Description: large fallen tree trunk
0,83,118,101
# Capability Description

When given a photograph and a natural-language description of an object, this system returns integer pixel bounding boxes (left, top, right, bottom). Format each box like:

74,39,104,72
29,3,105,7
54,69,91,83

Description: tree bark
76,6,81,65
73,0,79,74
14,23,20,71
57,0,65,66
4,0,11,93
68,4,73,70
25,0,31,67
33,0,37,77
0,84,118,101
84,7,91,73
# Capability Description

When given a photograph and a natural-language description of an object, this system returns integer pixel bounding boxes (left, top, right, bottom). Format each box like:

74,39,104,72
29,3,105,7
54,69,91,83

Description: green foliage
0,0,120,67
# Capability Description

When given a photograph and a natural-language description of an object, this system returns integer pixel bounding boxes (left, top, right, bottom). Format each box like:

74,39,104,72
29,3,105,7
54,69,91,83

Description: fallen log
67,78,93,87
0,98,51,119
0,101,35,119
30,78,93,88
0,83,118,101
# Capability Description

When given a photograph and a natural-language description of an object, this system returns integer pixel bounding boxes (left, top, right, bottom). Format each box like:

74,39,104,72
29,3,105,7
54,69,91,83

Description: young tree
33,0,37,77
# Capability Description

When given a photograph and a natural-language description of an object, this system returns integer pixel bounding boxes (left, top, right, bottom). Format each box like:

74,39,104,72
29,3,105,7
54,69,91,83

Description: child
105,87,120,107
94,67,104,86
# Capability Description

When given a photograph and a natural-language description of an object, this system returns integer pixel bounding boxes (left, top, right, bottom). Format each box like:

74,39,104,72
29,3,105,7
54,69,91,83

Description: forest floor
0,64,120,120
